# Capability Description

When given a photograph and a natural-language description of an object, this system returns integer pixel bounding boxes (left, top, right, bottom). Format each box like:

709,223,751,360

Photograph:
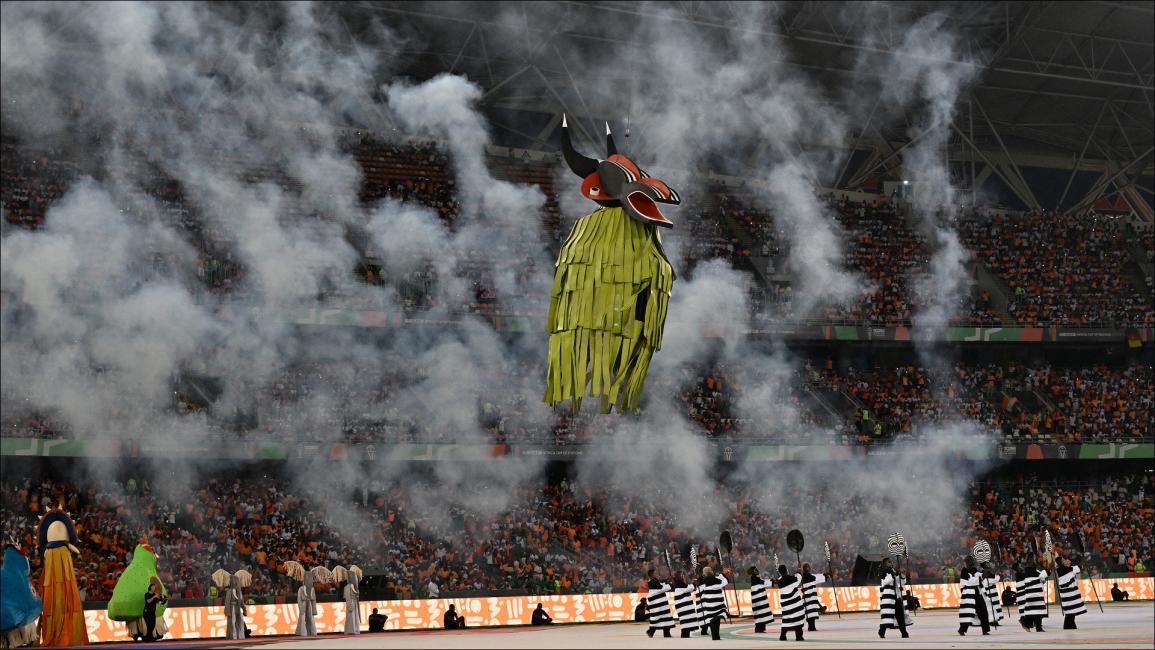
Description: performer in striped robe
747,566,774,633
1014,559,1048,632
776,565,806,641
644,569,674,638
957,562,991,636
671,572,701,638
878,558,910,639
1056,558,1088,630
698,567,728,641
694,574,709,636
981,562,1004,627
800,563,826,631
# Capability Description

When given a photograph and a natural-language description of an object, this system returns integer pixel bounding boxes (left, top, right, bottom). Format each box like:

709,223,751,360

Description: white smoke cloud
1,0,1006,574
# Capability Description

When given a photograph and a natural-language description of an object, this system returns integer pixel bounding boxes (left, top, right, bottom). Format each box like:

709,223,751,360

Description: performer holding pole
644,567,675,638
958,555,992,636
1056,557,1088,629
747,566,774,633
879,535,910,639
698,566,728,641
974,540,1004,628
1015,555,1048,632
800,562,826,632
776,565,806,642
671,571,701,639
825,541,841,619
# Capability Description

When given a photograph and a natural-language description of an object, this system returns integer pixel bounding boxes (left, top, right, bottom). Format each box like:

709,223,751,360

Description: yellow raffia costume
545,117,680,413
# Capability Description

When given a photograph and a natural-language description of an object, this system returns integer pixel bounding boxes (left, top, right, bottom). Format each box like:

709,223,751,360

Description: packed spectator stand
1,471,1149,604
3,356,1150,446
5,136,1151,327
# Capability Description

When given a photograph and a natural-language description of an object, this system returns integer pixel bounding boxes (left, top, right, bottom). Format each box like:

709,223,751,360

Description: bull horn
561,113,598,178
606,121,618,156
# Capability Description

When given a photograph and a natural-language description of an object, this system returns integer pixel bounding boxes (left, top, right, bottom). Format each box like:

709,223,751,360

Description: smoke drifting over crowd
1,1,997,563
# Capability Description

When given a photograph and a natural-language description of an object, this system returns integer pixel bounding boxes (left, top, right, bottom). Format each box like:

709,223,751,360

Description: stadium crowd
959,210,1152,327
1,471,1149,603
4,138,1150,327
3,358,1150,445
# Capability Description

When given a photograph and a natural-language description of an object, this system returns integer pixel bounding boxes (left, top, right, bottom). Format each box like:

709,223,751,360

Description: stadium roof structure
336,0,1154,216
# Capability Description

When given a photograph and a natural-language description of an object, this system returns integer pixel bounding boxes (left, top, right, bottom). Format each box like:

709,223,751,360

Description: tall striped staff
1044,530,1056,614
1031,530,1052,616
825,540,841,619
718,531,741,617
1075,530,1105,613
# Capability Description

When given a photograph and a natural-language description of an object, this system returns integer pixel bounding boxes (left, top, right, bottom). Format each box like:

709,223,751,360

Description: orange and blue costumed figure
37,509,89,646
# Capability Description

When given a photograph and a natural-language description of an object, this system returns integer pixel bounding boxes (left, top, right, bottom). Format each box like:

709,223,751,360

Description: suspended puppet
37,509,89,647
108,542,169,641
545,116,681,413
1,544,42,649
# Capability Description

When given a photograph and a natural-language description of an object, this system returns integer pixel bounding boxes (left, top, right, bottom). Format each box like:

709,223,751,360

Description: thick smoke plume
0,1,552,550
2,0,1000,573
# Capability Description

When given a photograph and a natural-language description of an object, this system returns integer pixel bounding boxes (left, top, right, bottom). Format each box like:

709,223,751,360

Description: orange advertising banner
81,577,1151,642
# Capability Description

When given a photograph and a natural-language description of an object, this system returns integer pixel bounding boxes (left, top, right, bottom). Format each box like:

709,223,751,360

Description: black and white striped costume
778,574,806,631
694,581,708,633
984,573,1005,623
671,580,701,635
646,579,675,631
698,575,728,621
698,574,728,641
801,571,825,622
1057,566,1087,618
879,572,909,630
1015,569,1048,620
749,574,775,628
958,571,987,628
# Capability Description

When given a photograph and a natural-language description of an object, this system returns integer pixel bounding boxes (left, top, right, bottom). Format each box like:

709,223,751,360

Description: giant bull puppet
545,116,681,414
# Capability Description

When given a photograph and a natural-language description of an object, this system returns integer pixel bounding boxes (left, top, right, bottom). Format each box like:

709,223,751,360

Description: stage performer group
4,505,1102,646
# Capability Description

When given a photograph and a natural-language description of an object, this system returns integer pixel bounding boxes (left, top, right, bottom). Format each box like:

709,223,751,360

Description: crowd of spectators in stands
4,357,1150,445
960,211,1152,327
968,473,1152,576
7,137,1151,328
825,197,927,324
0,141,79,228
1032,363,1153,443
2,471,1149,603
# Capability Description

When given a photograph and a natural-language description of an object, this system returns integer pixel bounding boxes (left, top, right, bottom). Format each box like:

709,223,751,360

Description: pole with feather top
1076,531,1105,613
1032,531,1051,617
825,540,841,619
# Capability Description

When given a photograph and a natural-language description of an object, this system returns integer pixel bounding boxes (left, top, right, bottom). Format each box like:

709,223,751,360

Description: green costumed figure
545,115,681,413
107,542,168,641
